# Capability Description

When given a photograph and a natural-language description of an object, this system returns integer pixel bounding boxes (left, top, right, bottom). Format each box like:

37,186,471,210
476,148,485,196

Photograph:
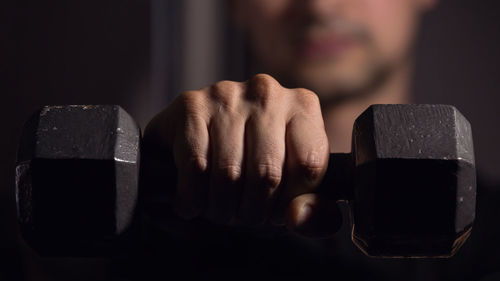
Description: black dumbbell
15,104,476,258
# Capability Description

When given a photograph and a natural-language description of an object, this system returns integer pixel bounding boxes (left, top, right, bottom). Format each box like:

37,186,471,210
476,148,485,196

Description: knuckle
212,80,239,93
295,88,321,112
179,90,207,117
215,163,242,184
248,73,281,105
296,154,324,182
211,80,240,110
186,155,209,174
251,73,276,86
256,162,283,190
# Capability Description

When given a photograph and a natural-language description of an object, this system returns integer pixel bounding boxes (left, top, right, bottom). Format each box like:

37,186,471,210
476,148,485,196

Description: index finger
271,91,330,225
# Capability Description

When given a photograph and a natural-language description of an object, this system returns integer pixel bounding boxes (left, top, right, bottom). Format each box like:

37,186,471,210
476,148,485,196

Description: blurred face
234,0,434,100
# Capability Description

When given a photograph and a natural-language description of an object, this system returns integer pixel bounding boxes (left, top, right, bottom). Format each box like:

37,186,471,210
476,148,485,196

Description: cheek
361,0,419,61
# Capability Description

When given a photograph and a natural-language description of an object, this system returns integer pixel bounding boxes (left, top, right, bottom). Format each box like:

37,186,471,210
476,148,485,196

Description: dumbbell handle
139,144,356,213
320,153,355,201
138,150,357,244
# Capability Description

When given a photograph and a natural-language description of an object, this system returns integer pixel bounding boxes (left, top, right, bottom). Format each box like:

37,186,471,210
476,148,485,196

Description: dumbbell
15,104,476,258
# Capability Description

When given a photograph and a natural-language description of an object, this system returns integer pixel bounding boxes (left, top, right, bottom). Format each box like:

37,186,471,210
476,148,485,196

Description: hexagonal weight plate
16,105,140,256
351,104,476,257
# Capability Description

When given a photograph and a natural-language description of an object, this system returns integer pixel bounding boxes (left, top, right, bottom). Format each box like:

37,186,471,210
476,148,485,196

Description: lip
296,34,355,60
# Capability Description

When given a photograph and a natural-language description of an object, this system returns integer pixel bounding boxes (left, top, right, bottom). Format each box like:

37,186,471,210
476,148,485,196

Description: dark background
2,0,500,279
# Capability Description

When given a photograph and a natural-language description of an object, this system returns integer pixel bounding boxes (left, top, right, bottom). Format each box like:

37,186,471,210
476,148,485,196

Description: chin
292,53,383,100
293,67,371,97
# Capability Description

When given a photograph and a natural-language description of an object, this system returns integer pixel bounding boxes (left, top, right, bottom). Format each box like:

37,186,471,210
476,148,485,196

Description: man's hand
143,74,342,237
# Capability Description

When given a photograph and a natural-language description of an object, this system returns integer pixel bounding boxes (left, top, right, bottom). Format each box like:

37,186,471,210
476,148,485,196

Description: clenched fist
143,74,341,237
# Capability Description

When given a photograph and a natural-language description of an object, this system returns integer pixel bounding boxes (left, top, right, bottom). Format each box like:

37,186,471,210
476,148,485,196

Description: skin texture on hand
143,74,342,237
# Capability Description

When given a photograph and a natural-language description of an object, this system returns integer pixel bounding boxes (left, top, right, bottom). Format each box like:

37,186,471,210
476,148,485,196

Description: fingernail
296,203,313,226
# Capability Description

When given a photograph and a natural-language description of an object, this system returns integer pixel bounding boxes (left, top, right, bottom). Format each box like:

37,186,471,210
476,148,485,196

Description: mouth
296,33,356,61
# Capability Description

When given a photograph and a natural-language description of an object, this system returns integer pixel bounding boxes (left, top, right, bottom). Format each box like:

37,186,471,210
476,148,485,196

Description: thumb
285,193,342,238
